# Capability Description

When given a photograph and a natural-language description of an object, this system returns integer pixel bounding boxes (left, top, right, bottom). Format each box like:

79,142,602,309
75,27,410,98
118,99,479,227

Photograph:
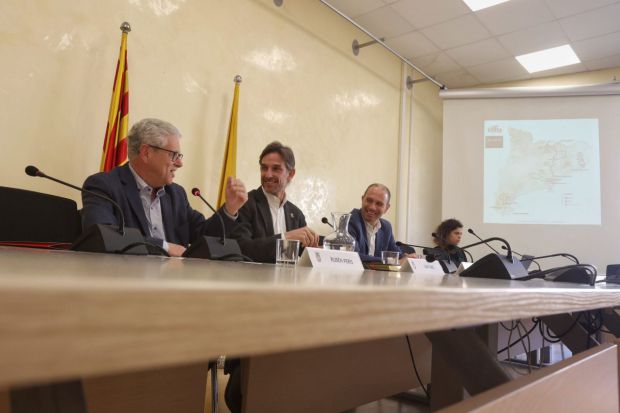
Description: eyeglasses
148,145,184,162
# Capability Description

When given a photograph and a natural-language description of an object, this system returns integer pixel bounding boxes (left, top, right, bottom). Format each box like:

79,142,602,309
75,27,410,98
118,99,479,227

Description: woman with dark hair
432,218,467,266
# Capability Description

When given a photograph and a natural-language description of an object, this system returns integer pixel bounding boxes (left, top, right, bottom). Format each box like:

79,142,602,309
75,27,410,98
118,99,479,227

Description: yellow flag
217,76,241,207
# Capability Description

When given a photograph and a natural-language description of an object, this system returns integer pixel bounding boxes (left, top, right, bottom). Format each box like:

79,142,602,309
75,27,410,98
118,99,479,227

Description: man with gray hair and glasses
81,118,248,256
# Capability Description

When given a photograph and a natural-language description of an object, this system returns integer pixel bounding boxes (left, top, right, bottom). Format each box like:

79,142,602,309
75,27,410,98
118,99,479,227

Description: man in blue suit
348,183,417,262
81,118,248,257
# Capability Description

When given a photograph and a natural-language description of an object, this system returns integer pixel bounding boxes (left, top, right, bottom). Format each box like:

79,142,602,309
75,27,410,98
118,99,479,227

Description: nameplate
299,247,364,271
405,258,445,275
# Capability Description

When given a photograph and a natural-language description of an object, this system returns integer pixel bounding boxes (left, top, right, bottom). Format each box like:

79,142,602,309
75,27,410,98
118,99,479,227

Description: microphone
533,264,597,286
467,228,499,254
321,217,334,228
424,249,450,262
501,246,541,272
459,237,515,263
191,187,227,243
457,236,530,280
395,241,435,253
25,165,151,255
422,235,458,273
396,241,427,250
497,247,591,285
185,187,246,261
507,250,579,265
423,247,456,273
25,165,43,177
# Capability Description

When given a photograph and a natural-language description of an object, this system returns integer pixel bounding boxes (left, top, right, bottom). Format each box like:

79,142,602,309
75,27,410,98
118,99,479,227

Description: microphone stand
456,247,474,263
457,235,529,281
395,241,432,252
459,237,515,263
468,228,500,254
528,252,579,264
501,246,542,271
192,188,227,244
25,165,157,255
501,246,580,271
187,188,248,261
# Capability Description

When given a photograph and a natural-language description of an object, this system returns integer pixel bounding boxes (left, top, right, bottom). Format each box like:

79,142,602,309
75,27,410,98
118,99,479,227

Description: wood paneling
84,363,209,413
243,334,431,413
438,343,618,413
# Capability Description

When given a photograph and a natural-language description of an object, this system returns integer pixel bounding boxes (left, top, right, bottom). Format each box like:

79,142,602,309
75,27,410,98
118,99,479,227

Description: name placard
299,247,364,271
404,258,445,275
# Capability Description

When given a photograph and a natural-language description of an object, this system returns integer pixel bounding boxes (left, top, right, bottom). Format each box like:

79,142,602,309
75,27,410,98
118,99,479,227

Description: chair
0,186,81,243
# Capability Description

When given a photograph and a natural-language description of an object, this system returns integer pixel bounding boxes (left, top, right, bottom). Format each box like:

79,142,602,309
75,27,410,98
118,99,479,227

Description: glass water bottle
323,212,356,252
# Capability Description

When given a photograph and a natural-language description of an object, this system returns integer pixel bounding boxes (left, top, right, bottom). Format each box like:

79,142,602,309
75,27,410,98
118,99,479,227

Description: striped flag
217,75,242,207
100,22,130,172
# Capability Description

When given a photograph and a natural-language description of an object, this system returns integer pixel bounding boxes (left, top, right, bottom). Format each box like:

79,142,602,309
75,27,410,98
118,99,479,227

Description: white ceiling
323,0,620,88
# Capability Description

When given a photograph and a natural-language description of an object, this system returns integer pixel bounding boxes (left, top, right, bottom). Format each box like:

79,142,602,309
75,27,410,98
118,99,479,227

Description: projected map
483,119,600,225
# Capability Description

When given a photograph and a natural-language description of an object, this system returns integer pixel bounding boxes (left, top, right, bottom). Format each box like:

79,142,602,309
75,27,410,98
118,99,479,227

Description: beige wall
7,0,617,247
1,0,443,238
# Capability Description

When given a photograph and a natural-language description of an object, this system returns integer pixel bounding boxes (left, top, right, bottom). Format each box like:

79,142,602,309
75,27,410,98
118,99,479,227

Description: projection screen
441,84,620,271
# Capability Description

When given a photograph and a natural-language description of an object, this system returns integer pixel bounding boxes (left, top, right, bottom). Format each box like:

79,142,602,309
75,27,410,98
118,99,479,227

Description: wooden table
1,247,619,411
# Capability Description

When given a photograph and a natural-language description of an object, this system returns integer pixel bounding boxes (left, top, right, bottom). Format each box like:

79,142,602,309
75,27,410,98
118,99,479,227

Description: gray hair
363,183,391,204
127,118,182,159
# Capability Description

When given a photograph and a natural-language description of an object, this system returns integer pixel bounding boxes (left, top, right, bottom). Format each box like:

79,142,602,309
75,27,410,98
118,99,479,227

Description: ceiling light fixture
516,44,580,73
462,0,511,11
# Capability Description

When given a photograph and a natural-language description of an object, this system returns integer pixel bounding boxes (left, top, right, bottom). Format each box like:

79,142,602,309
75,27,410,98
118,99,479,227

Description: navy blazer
347,208,402,262
81,164,235,247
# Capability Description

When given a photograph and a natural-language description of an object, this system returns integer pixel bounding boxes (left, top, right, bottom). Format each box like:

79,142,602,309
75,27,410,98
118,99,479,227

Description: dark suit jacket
231,187,306,263
348,208,402,262
81,164,235,248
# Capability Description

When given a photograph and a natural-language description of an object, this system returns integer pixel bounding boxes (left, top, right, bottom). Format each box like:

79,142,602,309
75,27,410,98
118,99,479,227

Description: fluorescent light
462,0,511,11
516,45,580,73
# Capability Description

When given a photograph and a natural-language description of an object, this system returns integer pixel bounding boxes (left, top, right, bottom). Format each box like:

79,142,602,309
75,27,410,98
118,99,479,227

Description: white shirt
364,219,382,256
262,187,288,237
128,164,169,251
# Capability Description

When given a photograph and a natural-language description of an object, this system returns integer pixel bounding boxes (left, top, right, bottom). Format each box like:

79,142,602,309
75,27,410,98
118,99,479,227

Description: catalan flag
217,75,242,207
100,22,130,172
